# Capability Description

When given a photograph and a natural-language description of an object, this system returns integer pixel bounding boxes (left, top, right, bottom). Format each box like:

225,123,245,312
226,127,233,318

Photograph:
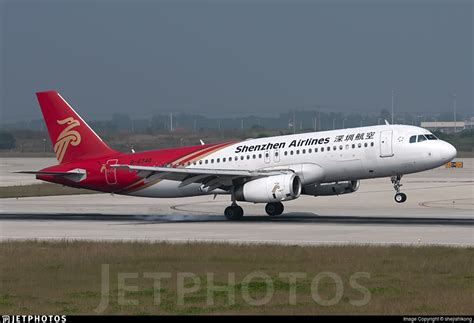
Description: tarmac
0,157,56,186
0,158,472,246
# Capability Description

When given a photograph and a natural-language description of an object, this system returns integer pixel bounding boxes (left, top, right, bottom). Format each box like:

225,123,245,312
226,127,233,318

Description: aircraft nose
440,141,457,162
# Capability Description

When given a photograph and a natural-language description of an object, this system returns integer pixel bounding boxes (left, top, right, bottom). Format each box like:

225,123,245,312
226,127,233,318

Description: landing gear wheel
394,193,407,203
391,175,407,204
224,205,244,220
265,202,284,216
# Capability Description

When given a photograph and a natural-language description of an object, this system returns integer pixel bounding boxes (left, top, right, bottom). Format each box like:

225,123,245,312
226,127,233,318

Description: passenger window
309,148,312,153
296,150,300,154
223,158,226,162
235,156,238,161
352,144,355,149
339,145,343,150
211,159,214,163
345,144,349,149
364,143,368,147
252,154,256,159
333,146,336,150
409,135,416,143
259,153,262,158
205,160,208,164
217,158,220,163
246,155,250,160
358,143,362,148
315,148,318,153
418,135,427,142
302,149,305,154
290,151,294,155
321,147,324,152
371,142,374,147
284,151,287,156
240,156,244,160
327,147,330,151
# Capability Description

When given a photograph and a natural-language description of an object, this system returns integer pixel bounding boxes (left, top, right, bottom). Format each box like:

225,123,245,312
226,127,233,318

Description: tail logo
54,117,81,163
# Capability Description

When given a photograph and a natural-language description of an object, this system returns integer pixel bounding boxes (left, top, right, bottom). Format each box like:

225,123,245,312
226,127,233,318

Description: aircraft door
105,159,118,184
380,130,394,157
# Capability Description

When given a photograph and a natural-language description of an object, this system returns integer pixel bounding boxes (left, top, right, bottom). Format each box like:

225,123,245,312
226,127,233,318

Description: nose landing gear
391,175,407,203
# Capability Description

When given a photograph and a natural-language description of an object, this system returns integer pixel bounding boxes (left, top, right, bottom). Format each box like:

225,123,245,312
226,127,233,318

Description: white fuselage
130,124,457,198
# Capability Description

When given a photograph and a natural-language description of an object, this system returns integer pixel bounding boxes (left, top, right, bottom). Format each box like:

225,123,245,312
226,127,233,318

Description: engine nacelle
235,173,302,203
302,180,360,196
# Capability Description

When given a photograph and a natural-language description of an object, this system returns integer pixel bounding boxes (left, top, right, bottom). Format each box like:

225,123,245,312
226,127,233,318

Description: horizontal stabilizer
15,171,77,175
15,169,87,182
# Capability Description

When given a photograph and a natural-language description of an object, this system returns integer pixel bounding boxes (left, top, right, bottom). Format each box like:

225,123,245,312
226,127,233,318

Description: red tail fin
36,91,118,164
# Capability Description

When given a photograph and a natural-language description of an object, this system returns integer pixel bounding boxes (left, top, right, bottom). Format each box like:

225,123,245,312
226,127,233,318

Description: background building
420,121,469,134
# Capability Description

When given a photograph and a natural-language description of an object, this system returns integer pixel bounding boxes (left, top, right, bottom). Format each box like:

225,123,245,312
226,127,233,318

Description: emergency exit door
105,159,118,184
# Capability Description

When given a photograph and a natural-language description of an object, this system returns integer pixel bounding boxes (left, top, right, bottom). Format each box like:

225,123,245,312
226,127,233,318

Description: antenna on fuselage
385,120,390,125
199,139,205,145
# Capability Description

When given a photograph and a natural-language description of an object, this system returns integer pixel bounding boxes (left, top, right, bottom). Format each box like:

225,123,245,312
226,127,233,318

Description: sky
0,0,472,123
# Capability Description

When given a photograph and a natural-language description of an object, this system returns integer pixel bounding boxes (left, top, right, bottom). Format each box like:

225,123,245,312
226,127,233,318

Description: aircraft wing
112,164,290,191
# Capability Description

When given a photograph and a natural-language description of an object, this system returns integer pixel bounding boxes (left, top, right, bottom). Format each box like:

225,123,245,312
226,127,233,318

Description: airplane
18,91,457,220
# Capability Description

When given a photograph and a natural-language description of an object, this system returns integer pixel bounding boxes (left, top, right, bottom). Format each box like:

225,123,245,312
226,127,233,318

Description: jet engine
235,173,302,203
302,180,360,196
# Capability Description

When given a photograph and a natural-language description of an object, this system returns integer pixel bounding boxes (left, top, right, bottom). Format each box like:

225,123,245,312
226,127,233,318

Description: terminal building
421,120,473,133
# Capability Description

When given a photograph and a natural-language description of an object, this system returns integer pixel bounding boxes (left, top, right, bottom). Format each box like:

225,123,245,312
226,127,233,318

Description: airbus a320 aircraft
19,91,457,220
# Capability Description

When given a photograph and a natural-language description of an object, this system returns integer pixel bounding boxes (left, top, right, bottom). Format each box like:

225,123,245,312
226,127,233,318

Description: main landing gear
223,188,286,220
265,202,284,216
224,202,284,220
391,175,407,203
224,187,244,221
224,204,244,221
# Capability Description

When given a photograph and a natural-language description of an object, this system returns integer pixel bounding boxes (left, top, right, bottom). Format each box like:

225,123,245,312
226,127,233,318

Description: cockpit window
425,134,438,140
410,134,437,143
417,135,427,142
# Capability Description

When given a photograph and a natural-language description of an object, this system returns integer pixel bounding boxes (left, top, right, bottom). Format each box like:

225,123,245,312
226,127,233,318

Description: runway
0,158,473,246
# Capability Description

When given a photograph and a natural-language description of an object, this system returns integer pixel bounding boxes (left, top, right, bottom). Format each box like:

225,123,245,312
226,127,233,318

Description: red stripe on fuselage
115,141,237,194
37,141,240,194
